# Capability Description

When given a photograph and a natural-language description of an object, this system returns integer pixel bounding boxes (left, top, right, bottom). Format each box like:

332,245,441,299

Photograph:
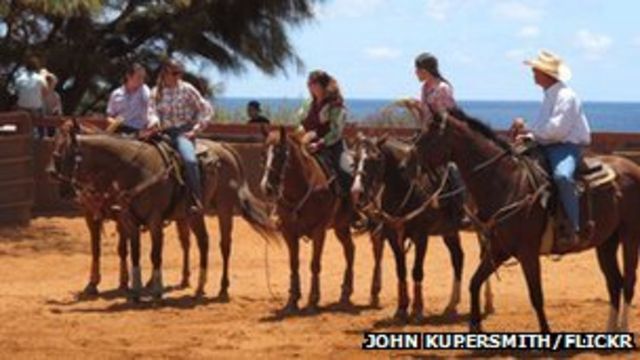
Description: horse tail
221,143,281,244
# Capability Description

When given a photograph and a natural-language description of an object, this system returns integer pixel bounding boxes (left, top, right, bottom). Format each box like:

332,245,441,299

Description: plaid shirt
420,81,456,127
149,80,213,128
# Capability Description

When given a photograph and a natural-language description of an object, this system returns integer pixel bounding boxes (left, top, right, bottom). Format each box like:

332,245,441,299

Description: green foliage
0,0,323,114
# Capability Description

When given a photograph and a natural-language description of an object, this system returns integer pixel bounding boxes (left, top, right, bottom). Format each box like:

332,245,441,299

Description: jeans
543,143,582,232
166,127,202,201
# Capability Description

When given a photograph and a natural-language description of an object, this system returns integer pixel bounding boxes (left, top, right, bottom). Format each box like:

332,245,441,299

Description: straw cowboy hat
524,50,572,82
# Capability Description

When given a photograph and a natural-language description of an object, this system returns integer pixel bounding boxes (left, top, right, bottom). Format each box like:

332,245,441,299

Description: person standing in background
40,69,62,137
246,100,270,125
15,56,47,137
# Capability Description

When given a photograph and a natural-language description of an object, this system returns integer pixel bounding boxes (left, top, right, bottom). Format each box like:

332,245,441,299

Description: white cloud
426,0,453,21
517,25,540,39
493,1,542,22
321,0,385,18
505,48,531,61
575,29,613,60
365,46,401,60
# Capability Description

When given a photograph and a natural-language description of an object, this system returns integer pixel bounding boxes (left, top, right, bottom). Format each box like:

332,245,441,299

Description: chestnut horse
350,135,495,321
48,121,276,300
412,107,640,332
260,127,357,313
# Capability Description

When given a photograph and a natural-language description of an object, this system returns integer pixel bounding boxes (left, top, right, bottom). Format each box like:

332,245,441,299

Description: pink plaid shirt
149,80,213,128
420,81,456,127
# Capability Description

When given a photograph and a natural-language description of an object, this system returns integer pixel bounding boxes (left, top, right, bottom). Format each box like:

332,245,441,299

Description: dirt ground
0,216,638,359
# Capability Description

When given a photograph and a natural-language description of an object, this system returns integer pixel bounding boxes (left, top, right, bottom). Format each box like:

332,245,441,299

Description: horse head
260,126,289,199
47,118,82,198
413,109,455,171
350,132,387,209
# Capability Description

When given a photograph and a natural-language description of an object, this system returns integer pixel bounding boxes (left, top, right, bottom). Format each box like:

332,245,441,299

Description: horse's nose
350,187,361,208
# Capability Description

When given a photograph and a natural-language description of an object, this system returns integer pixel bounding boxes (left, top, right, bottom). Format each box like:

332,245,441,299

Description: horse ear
279,125,286,143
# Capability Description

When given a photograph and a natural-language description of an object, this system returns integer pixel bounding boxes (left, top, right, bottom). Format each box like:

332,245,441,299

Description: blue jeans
166,128,202,201
543,143,582,231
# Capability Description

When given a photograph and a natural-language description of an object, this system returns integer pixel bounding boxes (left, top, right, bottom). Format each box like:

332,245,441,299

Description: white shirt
530,82,591,146
107,85,151,130
15,70,46,109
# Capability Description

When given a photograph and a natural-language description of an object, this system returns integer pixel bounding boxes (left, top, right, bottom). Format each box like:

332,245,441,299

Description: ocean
215,97,640,133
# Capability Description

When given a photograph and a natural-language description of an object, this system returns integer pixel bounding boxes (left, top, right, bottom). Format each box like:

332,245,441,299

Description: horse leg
82,215,102,296
442,232,463,314
410,234,428,322
478,233,495,314
116,222,129,292
595,233,622,332
369,231,384,308
388,231,409,321
469,252,508,332
149,224,165,300
519,255,550,333
282,232,301,313
335,226,355,306
217,209,233,301
129,229,143,302
620,229,638,332
189,215,210,298
176,220,191,288
307,230,326,312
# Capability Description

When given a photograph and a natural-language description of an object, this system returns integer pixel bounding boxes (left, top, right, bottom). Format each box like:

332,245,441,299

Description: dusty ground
0,216,638,359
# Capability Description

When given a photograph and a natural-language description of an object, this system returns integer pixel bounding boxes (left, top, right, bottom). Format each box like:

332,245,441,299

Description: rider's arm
529,94,575,143
294,99,312,134
185,83,214,129
319,105,346,147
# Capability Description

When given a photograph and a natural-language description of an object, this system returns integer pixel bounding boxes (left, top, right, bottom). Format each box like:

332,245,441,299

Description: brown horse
48,121,276,301
350,135,494,321
260,127,357,313
412,107,640,332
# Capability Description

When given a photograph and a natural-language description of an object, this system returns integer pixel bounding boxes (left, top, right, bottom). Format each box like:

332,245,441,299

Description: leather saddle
516,142,617,254
152,138,216,186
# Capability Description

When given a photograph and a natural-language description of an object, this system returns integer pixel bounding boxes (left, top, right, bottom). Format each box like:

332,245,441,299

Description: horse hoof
79,283,99,298
393,309,409,323
469,322,483,333
180,279,191,289
370,296,381,309
484,304,495,315
216,291,230,303
193,287,205,299
443,305,458,316
305,304,320,314
279,303,299,316
410,311,425,324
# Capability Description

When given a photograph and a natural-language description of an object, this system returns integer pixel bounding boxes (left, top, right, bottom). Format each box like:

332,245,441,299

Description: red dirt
0,216,637,359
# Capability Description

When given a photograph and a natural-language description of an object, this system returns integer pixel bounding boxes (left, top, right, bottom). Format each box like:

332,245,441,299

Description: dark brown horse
350,135,494,321
48,121,276,300
260,127,357,313
412,107,640,332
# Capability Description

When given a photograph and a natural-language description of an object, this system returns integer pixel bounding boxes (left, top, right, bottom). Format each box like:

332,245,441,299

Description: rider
407,53,466,223
517,50,593,245
106,63,151,135
148,59,214,212
296,70,351,196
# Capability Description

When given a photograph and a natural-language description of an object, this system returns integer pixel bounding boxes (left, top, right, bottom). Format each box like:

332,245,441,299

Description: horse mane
285,132,330,188
445,107,513,153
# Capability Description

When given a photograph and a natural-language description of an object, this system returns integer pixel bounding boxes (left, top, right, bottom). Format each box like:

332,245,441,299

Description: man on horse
517,50,593,245
106,63,151,135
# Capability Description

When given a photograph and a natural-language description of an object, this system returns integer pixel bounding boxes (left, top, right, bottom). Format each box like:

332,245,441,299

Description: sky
210,0,640,102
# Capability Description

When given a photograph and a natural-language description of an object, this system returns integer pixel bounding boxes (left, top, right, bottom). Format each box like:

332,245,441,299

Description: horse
48,120,276,300
260,127,359,313
350,134,494,321
411,107,640,333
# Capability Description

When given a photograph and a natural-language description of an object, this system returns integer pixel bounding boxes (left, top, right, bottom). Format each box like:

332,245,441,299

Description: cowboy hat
524,50,572,82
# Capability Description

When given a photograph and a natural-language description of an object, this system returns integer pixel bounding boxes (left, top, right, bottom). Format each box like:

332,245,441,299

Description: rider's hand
308,141,323,153
515,133,534,145
185,131,197,140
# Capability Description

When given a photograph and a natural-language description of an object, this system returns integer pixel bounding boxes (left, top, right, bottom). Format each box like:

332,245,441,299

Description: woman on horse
106,63,151,135
296,70,351,196
148,59,214,212
402,52,457,128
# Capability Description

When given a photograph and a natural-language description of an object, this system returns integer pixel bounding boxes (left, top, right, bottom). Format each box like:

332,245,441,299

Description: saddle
152,138,217,186
517,142,617,254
